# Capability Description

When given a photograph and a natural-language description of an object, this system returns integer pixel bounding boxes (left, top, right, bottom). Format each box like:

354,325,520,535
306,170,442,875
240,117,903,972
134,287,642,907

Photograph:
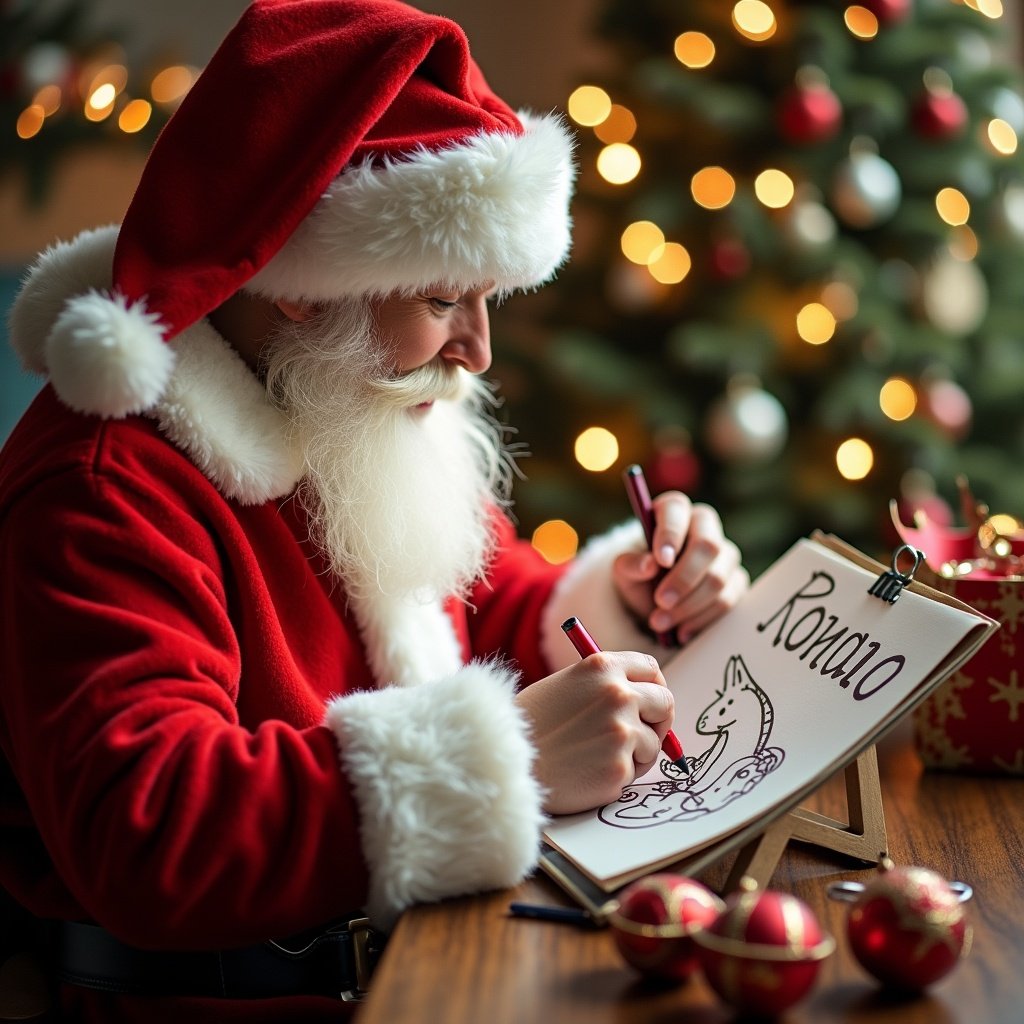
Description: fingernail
651,611,673,631
658,589,679,609
658,545,675,567
677,630,692,646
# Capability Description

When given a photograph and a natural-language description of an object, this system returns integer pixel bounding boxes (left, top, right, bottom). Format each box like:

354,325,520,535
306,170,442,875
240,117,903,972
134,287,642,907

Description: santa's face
371,283,496,384
262,295,511,603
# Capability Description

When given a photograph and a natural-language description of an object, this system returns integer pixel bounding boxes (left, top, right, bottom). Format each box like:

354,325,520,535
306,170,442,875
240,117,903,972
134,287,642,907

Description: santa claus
0,0,746,1019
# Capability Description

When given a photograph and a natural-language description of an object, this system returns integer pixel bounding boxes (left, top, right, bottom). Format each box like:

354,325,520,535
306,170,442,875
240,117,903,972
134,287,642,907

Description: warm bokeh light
836,438,874,480
821,281,858,320
987,118,1018,155
648,242,692,284
691,166,736,209
674,31,716,68
988,512,1020,536
88,64,128,98
87,83,117,110
32,84,62,117
754,168,795,208
732,1,777,41
118,98,153,133
796,302,837,344
84,84,116,121
621,221,665,264
151,65,194,105
935,186,970,226
597,143,641,184
574,426,620,471
968,0,1003,17
16,104,45,140
594,104,637,144
531,520,579,565
844,5,879,38
879,378,917,421
568,84,612,127
949,224,979,261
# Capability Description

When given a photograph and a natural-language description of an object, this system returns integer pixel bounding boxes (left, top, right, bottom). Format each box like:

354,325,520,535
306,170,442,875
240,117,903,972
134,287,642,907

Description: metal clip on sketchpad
868,545,925,604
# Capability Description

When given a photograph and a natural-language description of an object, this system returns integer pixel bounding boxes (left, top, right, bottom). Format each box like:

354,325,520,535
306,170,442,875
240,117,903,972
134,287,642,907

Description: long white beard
263,300,512,604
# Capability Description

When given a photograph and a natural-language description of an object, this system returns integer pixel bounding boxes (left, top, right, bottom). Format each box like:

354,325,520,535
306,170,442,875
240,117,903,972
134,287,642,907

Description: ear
275,298,319,323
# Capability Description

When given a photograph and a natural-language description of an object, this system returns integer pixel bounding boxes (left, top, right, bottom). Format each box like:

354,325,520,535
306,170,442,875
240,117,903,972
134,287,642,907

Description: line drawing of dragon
598,653,785,829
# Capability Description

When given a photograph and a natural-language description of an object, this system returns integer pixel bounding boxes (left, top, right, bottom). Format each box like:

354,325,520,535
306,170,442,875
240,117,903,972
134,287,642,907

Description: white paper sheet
542,538,984,886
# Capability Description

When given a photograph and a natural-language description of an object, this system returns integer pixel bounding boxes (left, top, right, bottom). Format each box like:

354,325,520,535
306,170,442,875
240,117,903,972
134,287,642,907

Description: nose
440,294,492,373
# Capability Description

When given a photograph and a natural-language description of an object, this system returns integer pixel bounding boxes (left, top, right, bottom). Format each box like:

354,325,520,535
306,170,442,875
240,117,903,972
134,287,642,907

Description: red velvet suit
0,387,565,1021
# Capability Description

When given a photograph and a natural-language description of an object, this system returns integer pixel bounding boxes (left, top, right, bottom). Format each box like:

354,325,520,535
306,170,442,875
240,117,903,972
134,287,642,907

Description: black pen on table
561,615,689,774
507,901,596,927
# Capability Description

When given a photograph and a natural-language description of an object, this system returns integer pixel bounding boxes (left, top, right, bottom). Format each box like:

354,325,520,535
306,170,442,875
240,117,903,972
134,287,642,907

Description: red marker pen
561,616,689,775
623,463,677,648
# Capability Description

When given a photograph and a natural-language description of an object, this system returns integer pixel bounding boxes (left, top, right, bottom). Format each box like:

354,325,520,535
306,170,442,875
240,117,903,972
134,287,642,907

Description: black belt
56,917,383,1002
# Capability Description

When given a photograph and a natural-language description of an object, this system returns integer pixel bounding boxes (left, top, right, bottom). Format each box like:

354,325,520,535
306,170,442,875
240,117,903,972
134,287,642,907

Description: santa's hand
612,493,749,645
516,651,673,815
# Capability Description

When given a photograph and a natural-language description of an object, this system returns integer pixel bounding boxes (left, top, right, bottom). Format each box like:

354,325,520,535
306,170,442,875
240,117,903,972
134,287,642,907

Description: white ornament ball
831,152,902,229
784,199,837,252
22,43,72,94
996,183,1024,240
705,382,788,463
919,255,988,336
988,87,1024,132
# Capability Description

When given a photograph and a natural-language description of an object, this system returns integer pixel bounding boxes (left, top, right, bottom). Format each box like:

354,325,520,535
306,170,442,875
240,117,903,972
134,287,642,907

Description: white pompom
46,291,174,418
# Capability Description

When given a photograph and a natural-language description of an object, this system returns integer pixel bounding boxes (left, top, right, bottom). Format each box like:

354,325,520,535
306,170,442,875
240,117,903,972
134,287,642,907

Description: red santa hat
35,0,575,418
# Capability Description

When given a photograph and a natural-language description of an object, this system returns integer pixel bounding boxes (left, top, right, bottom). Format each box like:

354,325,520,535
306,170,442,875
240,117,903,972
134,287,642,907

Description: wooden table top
356,723,1024,1024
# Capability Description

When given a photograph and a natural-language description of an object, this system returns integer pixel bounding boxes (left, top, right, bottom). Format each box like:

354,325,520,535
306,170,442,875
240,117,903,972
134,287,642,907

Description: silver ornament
831,152,902,229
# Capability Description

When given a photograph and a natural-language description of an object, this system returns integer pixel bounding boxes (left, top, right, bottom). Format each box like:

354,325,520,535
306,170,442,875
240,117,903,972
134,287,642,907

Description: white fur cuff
539,520,663,671
324,663,545,930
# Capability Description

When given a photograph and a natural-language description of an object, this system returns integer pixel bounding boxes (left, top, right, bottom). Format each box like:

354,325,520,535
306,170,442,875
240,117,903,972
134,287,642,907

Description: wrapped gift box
893,507,1023,776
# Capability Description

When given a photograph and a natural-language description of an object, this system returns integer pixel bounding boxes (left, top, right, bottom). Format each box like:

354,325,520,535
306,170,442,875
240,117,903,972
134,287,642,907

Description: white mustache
370,360,470,408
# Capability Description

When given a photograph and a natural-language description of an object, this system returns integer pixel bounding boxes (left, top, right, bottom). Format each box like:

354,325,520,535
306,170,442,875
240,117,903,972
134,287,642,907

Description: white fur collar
8,225,303,505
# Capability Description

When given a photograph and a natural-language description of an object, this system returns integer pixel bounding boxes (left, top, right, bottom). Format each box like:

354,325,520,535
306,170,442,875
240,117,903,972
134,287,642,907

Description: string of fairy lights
14,48,196,141
528,0,1015,565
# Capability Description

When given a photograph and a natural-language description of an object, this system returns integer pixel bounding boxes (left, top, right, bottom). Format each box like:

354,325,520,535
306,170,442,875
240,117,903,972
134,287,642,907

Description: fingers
647,504,747,638
650,491,692,568
518,652,675,813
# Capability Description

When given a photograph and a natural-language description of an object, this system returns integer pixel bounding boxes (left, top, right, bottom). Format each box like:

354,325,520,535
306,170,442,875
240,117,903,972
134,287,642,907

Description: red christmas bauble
609,874,725,981
860,0,912,23
778,82,842,144
695,879,834,1014
911,89,968,140
919,378,972,439
709,237,751,281
648,444,701,494
846,861,972,989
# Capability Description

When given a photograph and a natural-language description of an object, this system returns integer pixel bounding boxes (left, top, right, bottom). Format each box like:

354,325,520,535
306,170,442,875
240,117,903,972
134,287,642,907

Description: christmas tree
493,0,1024,576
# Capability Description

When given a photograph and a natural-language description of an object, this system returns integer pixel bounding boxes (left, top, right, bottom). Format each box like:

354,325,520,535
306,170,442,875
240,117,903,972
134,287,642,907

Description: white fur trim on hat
248,112,575,302
9,225,120,375
325,661,545,931
46,290,172,419
7,226,302,504
539,520,664,672
9,225,173,419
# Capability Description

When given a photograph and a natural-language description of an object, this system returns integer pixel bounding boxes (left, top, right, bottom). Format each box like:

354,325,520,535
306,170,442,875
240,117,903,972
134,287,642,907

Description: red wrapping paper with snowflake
892,494,1023,775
